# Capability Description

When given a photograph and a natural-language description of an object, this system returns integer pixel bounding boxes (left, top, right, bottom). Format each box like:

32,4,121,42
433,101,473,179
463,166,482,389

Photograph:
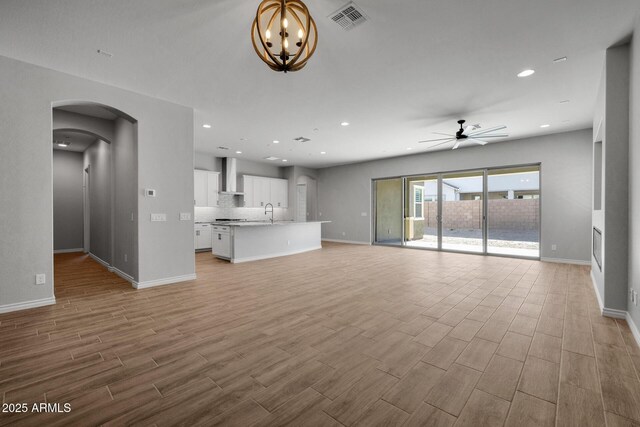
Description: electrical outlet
124,254,128,263
551,244,557,251
180,212,191,221
361,212,367,217
35,274,46,285
633,290,638,306
287,240,290,246
342,232,346,236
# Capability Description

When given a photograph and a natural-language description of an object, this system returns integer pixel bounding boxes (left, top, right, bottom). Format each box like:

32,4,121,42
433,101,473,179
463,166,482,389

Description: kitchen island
211,221,329,263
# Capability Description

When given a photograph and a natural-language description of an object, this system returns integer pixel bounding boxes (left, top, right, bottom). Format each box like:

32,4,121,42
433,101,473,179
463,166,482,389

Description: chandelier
251,0,318,73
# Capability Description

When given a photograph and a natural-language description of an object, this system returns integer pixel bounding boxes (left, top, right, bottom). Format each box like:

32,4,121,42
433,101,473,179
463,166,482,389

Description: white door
296,184,307,222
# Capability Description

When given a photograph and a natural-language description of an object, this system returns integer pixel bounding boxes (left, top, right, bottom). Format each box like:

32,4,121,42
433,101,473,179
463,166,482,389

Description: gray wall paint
53,150,84,251
0,54,194,308
112,118,138,279
53,110,115,143
84,140,112,264
318,129,593,262
628,19,640,329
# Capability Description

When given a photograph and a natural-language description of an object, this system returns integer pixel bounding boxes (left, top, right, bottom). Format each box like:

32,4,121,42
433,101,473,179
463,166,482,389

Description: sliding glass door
487,166,540,257
373,164,540,259
405,175,438,249
441,171,485,253
373,178,403,246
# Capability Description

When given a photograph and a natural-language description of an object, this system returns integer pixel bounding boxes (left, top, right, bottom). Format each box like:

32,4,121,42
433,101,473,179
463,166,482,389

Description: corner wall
627,17,640,332
0,54,194,311
318,129,593,263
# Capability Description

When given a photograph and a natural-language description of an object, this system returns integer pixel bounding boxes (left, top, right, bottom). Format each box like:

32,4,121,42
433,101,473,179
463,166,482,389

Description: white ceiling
52,129,98,153
1,0,637,168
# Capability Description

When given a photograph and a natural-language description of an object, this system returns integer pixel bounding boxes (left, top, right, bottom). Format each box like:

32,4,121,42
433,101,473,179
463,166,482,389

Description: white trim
591,270,605,313
541,257,591,266
89,253,110,269
53,248,84,254
603,307,626,319
231,246,322,264
133,274,197,289
322,239,370,245
625,313,640,349
110,266,135,285
0,297,56,314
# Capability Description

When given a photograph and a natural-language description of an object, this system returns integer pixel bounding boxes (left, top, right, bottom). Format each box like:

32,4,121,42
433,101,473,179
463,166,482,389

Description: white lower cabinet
194,224,212,250
211,226,231,259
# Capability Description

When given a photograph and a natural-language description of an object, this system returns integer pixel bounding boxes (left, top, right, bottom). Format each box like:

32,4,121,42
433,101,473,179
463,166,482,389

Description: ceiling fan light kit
419,119,509,150
251,0,318,72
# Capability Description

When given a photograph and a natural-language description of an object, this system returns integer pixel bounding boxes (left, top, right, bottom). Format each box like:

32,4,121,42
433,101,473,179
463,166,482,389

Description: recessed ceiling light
235,151,242,154
320,151,326,155
517,69,535,78
202,124,212,129
406,147,413,150
540,124,550,128
264,156,279,161
282,159,288,162
56,142,69,147
273,140,280,144
340,122,350,127
553,56,568,63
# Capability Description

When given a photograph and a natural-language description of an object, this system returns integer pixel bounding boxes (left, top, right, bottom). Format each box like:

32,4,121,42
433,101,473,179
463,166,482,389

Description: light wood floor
1,243,640,426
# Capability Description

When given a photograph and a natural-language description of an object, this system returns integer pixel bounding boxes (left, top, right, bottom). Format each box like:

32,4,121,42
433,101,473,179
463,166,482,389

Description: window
414,186,424,218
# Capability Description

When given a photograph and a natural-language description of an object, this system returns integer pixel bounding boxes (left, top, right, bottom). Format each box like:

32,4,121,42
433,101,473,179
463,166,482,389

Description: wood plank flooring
1,243,640,426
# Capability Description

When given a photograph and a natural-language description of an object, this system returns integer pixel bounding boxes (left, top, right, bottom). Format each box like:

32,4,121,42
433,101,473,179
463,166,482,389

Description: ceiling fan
419,119,508,150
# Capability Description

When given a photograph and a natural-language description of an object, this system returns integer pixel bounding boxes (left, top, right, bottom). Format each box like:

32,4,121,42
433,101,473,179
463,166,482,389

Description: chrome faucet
265,203,274,224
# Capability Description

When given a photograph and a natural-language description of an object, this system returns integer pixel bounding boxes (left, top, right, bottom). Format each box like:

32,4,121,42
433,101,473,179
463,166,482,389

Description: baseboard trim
89,253,110,269
322,239,370,246
541,257,590,266
133,274,197,289
591,270,605,313
231,246,323,264
626,313,640,349
54,248,84,254
603,308,627,319
110,266,135,285
0,297,57,314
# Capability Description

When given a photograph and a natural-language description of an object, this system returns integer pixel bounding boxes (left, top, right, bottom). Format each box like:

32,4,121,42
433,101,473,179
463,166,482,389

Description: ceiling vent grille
294,136,311,142
329,2,369,31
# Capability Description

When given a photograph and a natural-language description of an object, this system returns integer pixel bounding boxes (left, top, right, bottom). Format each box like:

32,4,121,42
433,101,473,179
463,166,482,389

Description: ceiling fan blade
467,138,488,146
418,137,456,143
423,139,456,148
452,140,462,150
432,132,456,137
472,134,509,138
469,125,506,136
463,125,474,135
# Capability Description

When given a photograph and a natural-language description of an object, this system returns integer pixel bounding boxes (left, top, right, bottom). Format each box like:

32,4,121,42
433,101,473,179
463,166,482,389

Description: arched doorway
51,101,138,292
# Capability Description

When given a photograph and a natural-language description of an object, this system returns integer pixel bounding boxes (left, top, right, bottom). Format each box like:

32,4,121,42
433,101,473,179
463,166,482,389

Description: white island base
222,221,327,263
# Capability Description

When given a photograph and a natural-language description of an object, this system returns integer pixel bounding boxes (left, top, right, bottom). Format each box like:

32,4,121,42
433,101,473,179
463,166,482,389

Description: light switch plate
180,213,191,221
151,213,167,222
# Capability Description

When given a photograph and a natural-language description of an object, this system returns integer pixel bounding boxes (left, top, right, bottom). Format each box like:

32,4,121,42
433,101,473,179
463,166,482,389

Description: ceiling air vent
294,136,311,142
217,146,229,150
329,1,369,31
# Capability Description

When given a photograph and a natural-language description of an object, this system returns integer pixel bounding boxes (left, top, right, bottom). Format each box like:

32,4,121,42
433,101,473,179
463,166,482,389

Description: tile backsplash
194,194,291,222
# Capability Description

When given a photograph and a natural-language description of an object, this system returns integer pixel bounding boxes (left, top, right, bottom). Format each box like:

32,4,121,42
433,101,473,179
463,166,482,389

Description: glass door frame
371,162,541,260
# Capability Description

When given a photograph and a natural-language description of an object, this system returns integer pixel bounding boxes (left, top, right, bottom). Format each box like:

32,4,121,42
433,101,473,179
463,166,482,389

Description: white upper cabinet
242,175,288,208
194,170,220,207
270,178,288,208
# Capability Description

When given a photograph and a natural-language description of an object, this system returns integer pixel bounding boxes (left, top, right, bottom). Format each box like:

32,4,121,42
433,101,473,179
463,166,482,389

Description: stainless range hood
220,157,244,195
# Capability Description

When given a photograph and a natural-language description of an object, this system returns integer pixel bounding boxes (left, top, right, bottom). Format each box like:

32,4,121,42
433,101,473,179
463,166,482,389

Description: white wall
318,129,593,263
84,139,112,264
627,18,640,329
0,54,194,310
52,150,84,251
